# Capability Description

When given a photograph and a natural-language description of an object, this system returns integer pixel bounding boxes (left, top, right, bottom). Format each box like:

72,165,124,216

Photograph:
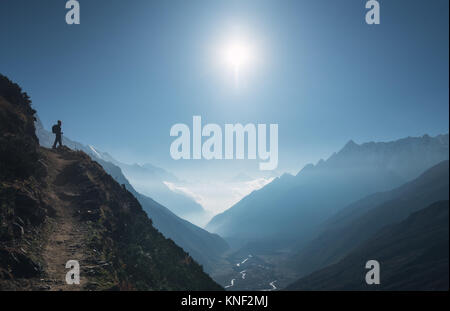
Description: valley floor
210,249,298,291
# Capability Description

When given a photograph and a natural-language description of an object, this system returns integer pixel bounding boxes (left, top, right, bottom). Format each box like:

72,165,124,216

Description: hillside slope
0,74,222,290
286,200,449,290
35,116,229,273
289,160,449,278
115,161,208,226
35,118,208,226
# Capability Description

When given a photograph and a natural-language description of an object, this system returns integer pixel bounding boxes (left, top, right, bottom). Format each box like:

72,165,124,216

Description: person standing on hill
52,120,63,149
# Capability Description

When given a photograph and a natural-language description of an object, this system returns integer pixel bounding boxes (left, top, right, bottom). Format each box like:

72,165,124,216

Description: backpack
52,124,58,134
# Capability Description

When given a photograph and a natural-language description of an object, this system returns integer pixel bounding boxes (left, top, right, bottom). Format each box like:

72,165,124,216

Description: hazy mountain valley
1,73,448,291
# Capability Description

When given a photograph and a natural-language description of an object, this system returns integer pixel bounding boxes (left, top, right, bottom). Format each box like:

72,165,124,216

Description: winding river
225,278,236,288
225,254,278,291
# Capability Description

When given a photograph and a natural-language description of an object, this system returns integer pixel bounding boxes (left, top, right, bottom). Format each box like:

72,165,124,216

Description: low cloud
164,177,274,215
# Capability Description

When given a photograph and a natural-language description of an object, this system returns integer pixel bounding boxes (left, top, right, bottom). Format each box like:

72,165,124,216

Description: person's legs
53,134,62,148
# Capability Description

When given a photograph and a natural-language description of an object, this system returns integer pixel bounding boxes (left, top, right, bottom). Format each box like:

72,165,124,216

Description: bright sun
219,38,256,86
224,41,252,70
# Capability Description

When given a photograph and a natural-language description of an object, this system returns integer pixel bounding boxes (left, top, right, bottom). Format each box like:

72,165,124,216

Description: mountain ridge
35,117,208,225
34,116,228,273
286,200,449,290
288,160,449,279
0,74,222,290
207,133,449,249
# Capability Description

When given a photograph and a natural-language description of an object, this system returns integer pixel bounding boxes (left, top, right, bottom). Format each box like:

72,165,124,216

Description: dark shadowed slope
35,117,228,273
289,160,449,278
286,200,449,290
0,74,222,290
207,135,449,248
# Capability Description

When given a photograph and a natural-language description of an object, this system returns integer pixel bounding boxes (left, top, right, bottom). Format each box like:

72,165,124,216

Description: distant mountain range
35,117,228,273
207,134,449,251
286,200,449,290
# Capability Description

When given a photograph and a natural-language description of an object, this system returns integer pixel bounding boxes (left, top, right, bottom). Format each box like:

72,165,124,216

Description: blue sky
1,0,448,178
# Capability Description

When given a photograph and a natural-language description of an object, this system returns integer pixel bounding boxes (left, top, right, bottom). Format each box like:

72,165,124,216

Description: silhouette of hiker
52,120,63,149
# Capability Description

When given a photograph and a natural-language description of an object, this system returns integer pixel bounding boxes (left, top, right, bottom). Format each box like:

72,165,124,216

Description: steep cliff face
0,74,222,290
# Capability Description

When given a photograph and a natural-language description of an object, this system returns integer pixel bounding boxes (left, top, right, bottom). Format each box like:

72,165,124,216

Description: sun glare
224,41,252,70
218,37,257,87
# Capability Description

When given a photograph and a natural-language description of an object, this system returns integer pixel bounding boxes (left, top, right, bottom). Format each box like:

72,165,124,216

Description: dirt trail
39,150,89,291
